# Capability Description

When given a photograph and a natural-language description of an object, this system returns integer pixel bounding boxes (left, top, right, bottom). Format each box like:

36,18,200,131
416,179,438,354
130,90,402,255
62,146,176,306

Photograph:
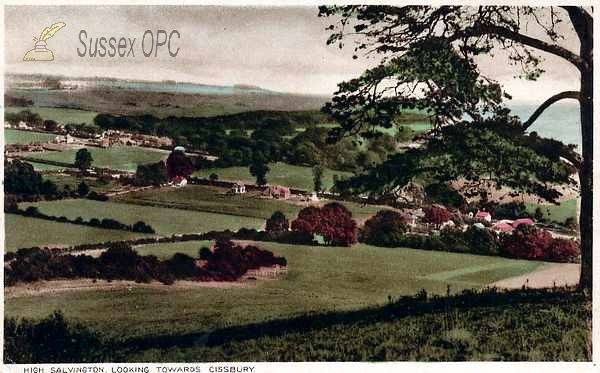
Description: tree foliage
166,150,193,179
291,203,358,246
74,148,93,171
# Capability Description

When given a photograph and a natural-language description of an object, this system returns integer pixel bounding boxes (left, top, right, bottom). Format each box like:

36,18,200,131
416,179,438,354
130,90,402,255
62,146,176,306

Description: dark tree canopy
166,150,193,179
74,149,93,171
319,5,592,290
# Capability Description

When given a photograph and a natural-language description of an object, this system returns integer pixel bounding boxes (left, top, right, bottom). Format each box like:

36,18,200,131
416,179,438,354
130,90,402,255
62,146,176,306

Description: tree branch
522,90,581,129
452,24,585,70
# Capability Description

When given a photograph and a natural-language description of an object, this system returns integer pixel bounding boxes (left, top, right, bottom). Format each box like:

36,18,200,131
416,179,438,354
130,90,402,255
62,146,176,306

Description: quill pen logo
23,22,66,61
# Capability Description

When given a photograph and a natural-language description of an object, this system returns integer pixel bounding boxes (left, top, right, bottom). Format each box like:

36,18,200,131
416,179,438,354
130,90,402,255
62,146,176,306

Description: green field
114,185,383,220
4,240,542,340
526,199,578,223
5,106,98,125
133,240,213,259
27,146,168,172
21,199,264,236
4,129,56,144
43,174,122,194
4,214,148,251
26,161,73,172
194,162,352,191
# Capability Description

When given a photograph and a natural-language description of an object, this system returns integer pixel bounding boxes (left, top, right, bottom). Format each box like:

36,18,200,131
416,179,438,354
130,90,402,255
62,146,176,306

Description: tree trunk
578,66,593,293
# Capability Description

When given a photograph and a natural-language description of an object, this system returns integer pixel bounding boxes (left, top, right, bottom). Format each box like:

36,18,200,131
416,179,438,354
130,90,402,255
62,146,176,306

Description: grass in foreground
5,289,589,362
27,146,167,172
4,214,149,252
114,184,383,220
129,289,590,362
4,129,56,145
20,199,264,236
5,241,542,339
193,162,351,191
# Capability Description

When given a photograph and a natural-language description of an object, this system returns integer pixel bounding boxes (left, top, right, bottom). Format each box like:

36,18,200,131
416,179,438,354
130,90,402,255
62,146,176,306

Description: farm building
263,185,291,199
231,181,246,194
170,176,188,187
54,134,74,144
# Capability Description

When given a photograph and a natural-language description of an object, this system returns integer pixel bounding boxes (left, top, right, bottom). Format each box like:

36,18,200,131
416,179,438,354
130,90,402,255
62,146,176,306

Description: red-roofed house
492,222,514,232
170,176,187,187
475,210,492,222
512,218,535,228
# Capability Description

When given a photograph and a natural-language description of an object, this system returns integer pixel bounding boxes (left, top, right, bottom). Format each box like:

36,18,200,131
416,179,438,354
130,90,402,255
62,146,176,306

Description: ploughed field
4,240,542,340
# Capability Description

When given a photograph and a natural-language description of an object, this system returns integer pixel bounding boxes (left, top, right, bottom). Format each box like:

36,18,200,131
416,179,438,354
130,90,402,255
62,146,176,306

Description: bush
360,210,409,247
4,311,107,363
463,225,500,256
500,225,578,262
87,191,109,201
440,226,470,253
546,238,579,263
265,211,290,234
131,221,156,234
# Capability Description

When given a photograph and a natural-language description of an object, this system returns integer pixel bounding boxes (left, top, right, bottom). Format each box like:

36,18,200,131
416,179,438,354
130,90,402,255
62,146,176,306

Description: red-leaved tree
291,203,357,246
423,206,452,227
166,150,194,179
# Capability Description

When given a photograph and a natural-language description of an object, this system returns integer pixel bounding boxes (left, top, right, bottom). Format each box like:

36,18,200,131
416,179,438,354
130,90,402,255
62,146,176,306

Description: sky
4,5,582,103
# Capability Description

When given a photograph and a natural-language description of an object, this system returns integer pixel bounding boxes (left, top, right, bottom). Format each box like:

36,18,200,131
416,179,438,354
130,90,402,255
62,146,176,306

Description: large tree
319,6,592,291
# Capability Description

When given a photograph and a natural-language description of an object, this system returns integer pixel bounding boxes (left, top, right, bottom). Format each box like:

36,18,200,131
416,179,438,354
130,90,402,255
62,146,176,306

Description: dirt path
491,262,580,289
4,278,252,299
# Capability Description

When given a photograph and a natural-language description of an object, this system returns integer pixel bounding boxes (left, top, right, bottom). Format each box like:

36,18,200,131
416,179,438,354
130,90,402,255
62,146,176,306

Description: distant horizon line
5,71,581,106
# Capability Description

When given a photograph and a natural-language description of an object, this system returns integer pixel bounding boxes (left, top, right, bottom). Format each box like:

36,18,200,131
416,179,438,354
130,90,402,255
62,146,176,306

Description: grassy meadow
114,185,384,220
4,214,148,251
21,199,264,236
526,199,578,224
43,174,122,194
193,162,351,191
4,129,56,144
5,240,542,340
27,146,168,172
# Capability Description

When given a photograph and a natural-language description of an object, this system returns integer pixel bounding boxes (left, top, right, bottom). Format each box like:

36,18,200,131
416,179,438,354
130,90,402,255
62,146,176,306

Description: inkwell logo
23,22,66,61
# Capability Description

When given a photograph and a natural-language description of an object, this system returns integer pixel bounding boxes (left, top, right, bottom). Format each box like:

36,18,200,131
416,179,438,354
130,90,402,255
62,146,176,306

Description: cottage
475,210,492,222
54,134,74,144
17,121,31,130
492,222,514,232
263,185,291,199
512,218,535,228
231,181,246,194
170,176,187,187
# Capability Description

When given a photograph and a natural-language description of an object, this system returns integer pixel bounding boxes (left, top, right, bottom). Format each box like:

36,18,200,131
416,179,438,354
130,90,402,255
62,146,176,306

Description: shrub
500,225,553,261
131,221,156,234
4,311,107,363
199,246,213,260
87,191,109,201
265,211,289,234
423,206,452,226
440,226,469,253
360,210,409,247
564,217,578,230
546,238,579,263
463,225,501,256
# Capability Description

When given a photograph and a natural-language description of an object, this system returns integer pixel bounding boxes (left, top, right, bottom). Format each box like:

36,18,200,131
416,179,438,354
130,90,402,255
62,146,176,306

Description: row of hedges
360,210,579,263
12,207,155,234
5,239,286,286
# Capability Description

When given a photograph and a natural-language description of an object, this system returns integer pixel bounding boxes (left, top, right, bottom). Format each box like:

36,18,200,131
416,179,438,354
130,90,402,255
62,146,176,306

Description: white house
231,181,246,194
171,176,188,187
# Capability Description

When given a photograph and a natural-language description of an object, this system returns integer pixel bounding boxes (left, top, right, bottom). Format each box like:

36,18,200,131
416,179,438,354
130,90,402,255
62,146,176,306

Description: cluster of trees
16,206,155,234
4,110,43,127
5,160,60,199
358,208,579,262
4,109,102,137
5,241,286,286
134,149,194,185
291,203,358,246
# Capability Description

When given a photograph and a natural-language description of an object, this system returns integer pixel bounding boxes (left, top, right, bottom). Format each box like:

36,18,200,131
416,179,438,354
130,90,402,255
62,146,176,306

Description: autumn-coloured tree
166,149,193,179
291,203,357,246
423,206,452,227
